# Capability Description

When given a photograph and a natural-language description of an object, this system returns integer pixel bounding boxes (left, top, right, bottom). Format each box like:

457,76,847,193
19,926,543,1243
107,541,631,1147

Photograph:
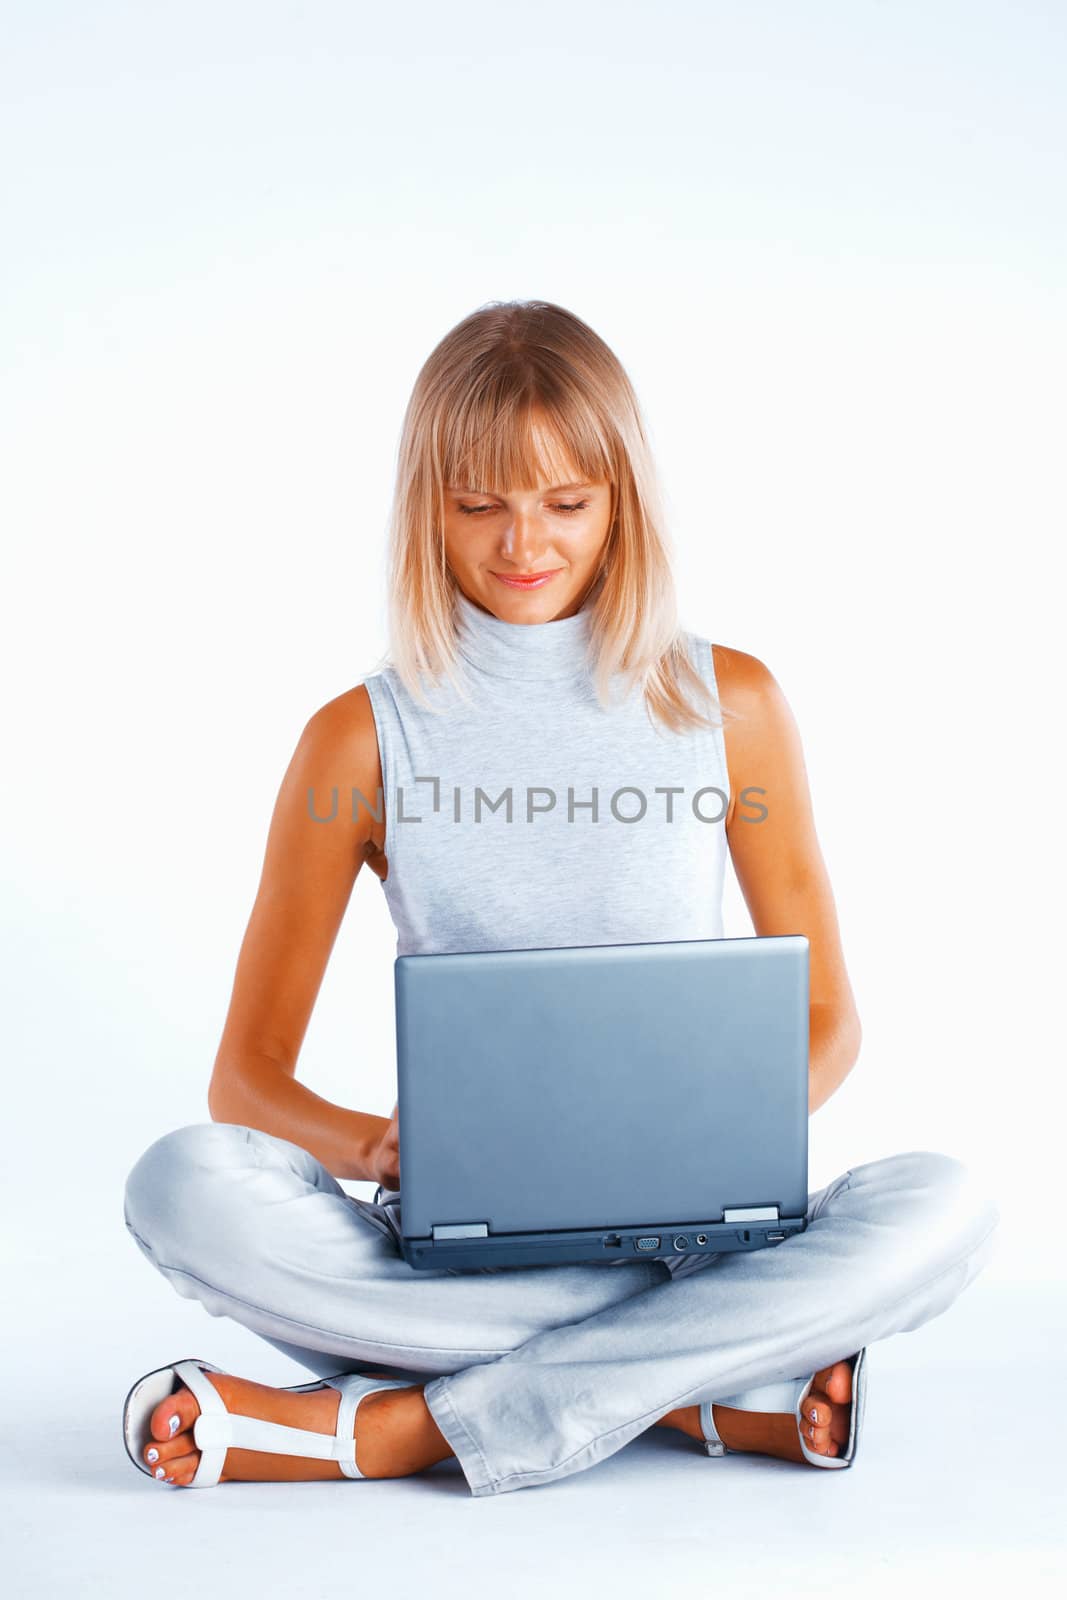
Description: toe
143,1430,197,1470
812,1361,852,1404
803,1387,832,1429
155,1450,202,1487
823,1359,854,1406
801,1388,835,1453
807,1361,853,1455
149,1383,199,1443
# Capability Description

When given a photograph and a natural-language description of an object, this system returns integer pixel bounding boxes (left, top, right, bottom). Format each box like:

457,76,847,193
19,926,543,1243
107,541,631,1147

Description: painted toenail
154,1466,166,1479
167,1414,180,1437
810,1408,818,1421
146,1448,159,1463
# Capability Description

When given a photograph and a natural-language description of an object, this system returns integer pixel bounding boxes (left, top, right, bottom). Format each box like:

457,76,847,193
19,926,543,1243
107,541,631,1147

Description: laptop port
636,1236,661,1251
603,1234,623,1248
696,1233,708,1245
673,1235,689,1250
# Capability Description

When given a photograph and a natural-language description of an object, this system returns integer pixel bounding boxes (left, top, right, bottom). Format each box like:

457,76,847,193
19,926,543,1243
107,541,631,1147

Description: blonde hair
371,299,730,735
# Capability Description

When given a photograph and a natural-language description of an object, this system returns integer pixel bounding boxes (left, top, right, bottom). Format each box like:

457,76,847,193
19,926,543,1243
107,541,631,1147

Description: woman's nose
500,513,548,561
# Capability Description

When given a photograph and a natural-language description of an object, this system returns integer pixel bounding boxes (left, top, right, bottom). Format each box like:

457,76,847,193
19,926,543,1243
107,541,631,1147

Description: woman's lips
492,570,562,590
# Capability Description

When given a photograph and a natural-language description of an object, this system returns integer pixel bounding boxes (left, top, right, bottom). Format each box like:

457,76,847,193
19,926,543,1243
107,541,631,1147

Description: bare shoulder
710,643,785,722
288,683,386,862
710,644,801,829
301,682,380,773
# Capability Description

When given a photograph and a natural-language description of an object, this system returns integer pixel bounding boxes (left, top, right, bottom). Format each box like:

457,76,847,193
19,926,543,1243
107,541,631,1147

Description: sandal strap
698,1377,812,1456
698,1401,727,1455
327,1373,415,1479
715,1375,814,1413
172,1360,412,1486
172,1359,231,1487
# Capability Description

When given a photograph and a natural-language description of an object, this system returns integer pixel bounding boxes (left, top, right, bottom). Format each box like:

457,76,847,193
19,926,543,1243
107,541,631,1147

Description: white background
1,3,1062,1593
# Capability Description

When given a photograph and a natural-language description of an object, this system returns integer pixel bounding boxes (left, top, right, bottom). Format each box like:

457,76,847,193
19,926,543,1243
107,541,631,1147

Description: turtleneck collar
452,585,596,681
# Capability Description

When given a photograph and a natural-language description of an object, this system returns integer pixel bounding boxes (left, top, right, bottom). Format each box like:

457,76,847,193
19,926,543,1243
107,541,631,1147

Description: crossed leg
123,1123,1000,1495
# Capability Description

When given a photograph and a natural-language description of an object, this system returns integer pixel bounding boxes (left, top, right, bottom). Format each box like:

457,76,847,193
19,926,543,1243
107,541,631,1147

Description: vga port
636,1235,661,1251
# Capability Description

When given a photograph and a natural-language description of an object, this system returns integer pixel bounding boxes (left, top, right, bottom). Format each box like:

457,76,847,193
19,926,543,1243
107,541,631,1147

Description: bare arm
207,683,393,1180
714,645,862,1115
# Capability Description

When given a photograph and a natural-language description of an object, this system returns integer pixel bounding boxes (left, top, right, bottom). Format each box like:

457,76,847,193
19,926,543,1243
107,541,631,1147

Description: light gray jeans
122,1122,1001,1497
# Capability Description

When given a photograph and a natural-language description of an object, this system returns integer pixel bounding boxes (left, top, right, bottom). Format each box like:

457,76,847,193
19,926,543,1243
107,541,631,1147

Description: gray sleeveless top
362,588,730,958
362,589,731,1277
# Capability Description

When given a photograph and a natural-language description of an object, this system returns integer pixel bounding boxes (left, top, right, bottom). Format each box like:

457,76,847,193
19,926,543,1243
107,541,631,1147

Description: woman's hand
366,1102,400,1191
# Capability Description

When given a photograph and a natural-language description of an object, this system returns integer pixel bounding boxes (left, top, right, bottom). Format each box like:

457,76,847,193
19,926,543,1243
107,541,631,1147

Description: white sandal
698,1346,868,1469
122,1357,416,1488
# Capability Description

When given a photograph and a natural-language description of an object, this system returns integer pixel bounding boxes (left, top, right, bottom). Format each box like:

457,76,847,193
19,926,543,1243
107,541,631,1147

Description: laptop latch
432,1222,489,1240
722,1205,780,1223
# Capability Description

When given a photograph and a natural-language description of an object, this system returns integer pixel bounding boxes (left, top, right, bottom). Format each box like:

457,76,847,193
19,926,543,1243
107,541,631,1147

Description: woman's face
442,472,614,623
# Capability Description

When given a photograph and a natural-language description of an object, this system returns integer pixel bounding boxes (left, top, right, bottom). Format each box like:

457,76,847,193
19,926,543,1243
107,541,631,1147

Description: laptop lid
395,935,809,1241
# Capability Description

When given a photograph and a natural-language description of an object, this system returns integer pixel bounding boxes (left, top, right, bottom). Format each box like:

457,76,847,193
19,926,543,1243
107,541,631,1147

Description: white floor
5,1237,1062,1600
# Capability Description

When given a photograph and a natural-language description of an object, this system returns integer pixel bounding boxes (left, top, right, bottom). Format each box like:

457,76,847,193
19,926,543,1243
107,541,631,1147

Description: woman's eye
457,500,591,517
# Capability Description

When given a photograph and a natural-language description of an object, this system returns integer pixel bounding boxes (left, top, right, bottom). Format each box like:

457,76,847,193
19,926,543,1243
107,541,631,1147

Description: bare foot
657,1359,854,1464
139,1370,454,1486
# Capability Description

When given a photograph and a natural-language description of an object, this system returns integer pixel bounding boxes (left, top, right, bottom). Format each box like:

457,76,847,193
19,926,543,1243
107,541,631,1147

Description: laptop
388,934,810,1272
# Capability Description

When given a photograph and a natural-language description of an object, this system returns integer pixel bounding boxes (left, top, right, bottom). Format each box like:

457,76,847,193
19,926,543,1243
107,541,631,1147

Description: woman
121,300,1000,1497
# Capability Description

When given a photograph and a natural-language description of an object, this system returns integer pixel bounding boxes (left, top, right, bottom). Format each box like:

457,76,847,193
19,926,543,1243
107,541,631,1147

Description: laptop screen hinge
432,1222,489,1240
722,1205,780,1223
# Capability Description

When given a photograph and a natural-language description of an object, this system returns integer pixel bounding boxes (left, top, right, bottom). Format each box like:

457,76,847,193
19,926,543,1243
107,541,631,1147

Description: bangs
438,388,614,499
